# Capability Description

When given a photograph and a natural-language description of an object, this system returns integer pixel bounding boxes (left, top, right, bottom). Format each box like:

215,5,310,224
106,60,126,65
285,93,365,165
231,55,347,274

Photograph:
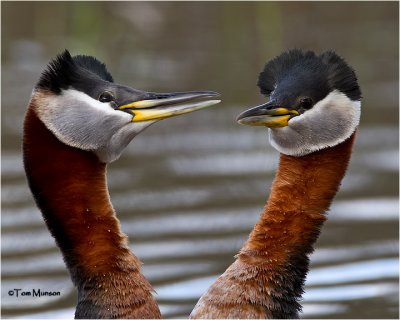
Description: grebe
190,49,361,319
23,50,220,319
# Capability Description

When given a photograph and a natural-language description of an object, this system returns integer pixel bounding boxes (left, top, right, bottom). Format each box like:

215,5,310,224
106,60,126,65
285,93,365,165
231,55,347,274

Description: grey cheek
47,103,156,163
95,121,156,163
36,91,158,163
51,107,125,150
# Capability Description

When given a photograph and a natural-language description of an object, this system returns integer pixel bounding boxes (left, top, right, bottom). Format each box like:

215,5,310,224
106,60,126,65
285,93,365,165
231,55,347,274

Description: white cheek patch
34,89,150,163
269,90,361,156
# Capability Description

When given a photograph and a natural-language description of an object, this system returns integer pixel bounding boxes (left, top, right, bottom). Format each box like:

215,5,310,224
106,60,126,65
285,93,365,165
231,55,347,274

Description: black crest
36,50,114,93
257,49,361,101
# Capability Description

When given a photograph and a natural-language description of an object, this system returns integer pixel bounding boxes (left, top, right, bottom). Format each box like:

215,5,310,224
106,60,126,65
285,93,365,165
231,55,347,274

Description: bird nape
190,49,361,319
22,50,220,319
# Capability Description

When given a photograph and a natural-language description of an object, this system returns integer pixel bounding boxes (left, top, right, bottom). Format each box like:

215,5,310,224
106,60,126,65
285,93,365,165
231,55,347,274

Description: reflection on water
2,1,399,319
2,116,399,318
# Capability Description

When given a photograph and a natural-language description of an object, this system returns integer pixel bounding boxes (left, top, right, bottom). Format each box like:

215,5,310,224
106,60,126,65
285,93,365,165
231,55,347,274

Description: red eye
299,97,313,109
99,91,114,103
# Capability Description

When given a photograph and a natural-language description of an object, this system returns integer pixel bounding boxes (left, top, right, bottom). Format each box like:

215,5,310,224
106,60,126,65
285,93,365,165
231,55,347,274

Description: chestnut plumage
23,51,220,319
190,50,361,319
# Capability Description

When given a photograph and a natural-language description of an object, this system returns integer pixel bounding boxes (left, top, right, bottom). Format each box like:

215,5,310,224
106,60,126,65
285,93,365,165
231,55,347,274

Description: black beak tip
236,105,260,122
236,110,247,122
200,91,221,98
235,100,282,122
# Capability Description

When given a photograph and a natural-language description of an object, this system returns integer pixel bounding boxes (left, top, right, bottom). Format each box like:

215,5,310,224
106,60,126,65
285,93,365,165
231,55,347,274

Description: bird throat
238,131,357,318
189,132,356,320
23,106,160,318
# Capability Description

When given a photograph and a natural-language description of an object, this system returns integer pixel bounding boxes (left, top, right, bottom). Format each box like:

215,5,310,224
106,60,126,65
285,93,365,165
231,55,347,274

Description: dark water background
2,2,399,319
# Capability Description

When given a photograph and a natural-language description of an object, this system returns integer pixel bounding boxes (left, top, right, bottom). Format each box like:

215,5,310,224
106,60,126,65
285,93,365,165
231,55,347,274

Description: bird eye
299,97,313,110
99,91,114,103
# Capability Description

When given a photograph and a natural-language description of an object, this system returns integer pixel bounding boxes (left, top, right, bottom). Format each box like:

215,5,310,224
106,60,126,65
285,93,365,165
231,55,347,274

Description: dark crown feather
319,51,361,101
257,49,361,101
36,50,114,93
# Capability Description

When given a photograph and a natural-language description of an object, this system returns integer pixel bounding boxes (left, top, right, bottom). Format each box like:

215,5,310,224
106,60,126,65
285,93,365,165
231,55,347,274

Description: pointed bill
119,91,221,122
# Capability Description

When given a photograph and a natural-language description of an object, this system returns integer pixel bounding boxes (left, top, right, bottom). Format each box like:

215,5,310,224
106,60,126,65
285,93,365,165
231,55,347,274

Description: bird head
31,50,220,163
237,49,361,156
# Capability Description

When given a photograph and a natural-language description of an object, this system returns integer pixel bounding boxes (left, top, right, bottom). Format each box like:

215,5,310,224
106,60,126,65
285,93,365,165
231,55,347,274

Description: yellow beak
119,92,221,122
237,104,299,128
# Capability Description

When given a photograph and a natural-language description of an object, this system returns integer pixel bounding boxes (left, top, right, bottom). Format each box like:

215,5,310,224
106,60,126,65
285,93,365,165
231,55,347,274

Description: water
2,2,399,319
2,117,399,319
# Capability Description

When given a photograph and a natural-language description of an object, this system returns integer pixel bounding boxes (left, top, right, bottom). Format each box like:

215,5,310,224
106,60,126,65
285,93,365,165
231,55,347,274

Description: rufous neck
23,107,132,276
23,106,161,318
238,132,356,316
243,132,355,254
